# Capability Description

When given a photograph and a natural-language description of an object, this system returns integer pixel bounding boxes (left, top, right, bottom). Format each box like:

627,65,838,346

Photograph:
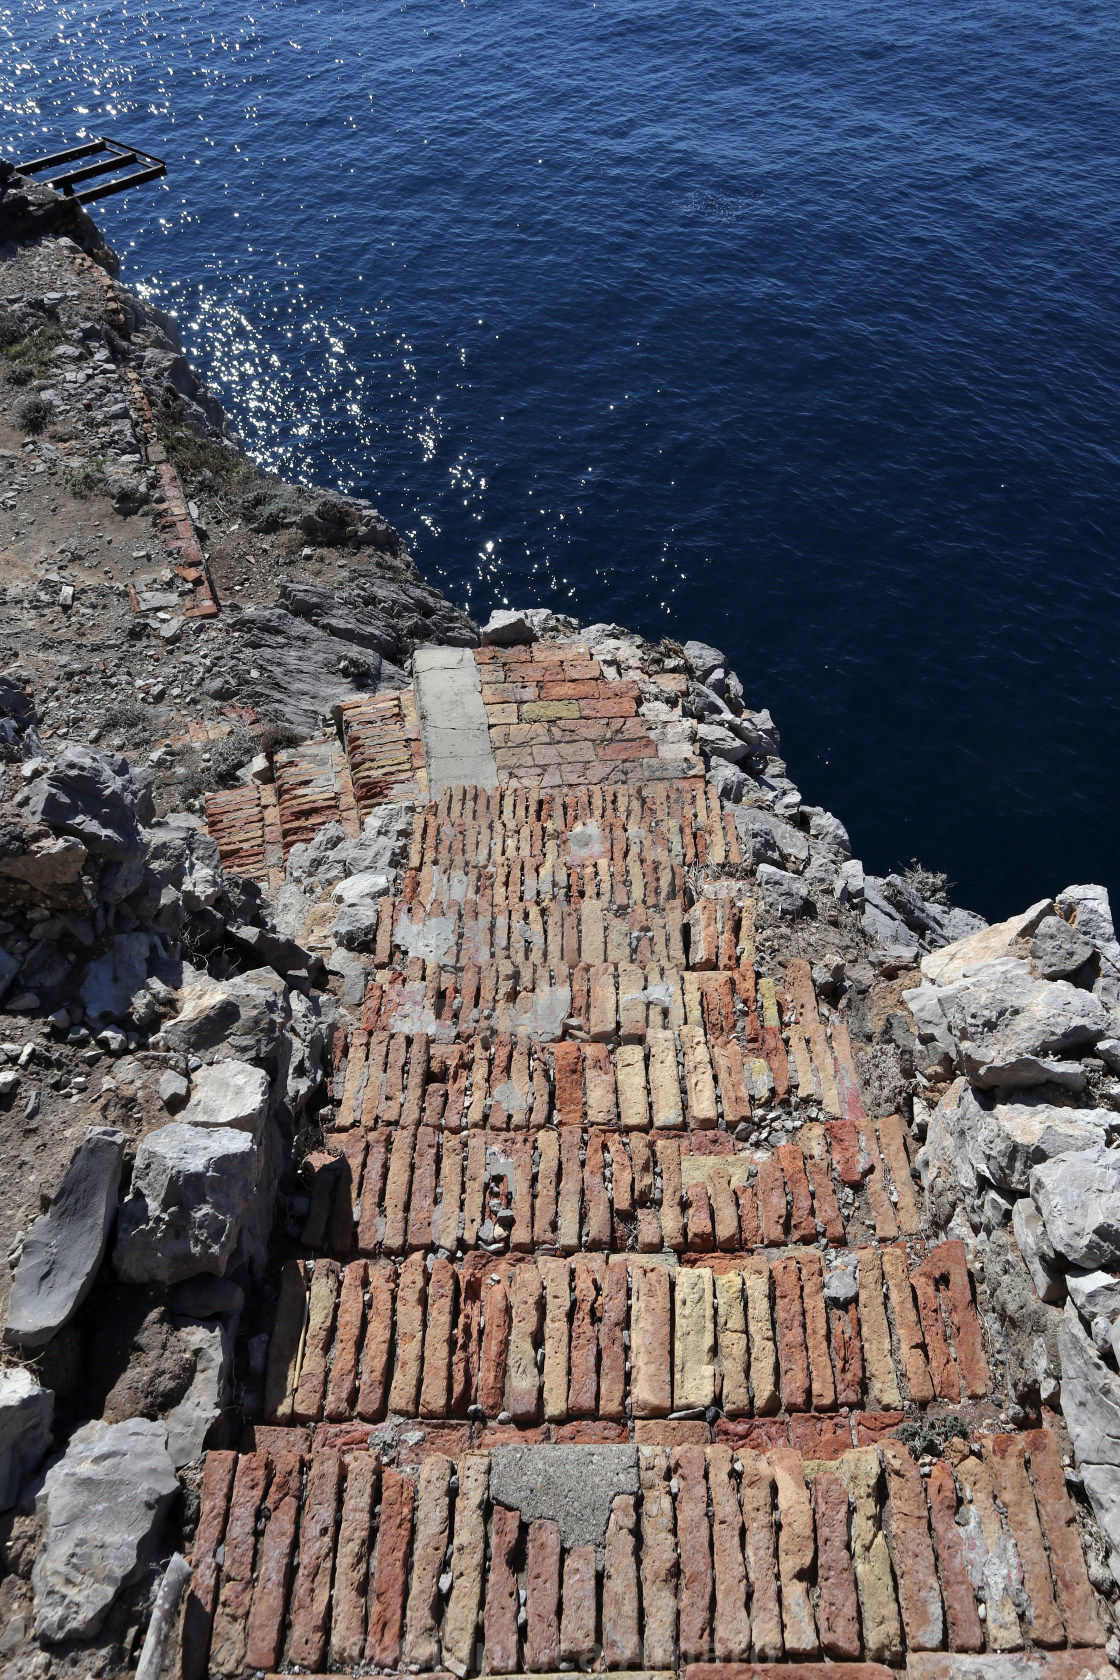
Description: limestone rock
180,1059,269,1142
1031,914,1096,980
1067,1270,1120,1323
966,1090,1111,1195
160,967,289,1063
26,743,153,860
0,1368,53,1509
697,721,750,764
936,956,1111,1085
683,640,726,683
143,820,223,911
1031,1144,1120,1269
32,1417,178,1643
756,863,813,918
1011,1197,1065,1305
163,1320,230,1467
5,1127,126,1349
113,1122,262,1285
921,898,1054,985
1057,1304,1120,1559
481,608,537,646
0,834,86,893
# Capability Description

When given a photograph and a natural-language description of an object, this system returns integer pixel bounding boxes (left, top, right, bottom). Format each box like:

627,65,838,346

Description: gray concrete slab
412,645,498,796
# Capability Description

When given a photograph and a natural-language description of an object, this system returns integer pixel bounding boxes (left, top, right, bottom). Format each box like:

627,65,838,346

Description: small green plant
155,418,253,496
66,456,108,498
895,1414,968,1460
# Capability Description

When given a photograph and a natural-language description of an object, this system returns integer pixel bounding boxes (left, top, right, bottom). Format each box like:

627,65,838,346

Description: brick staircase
179,645,1113,1679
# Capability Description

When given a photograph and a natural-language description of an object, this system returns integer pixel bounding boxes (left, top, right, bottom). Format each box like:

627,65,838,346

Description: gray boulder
966,1091,1111,1195
1031,914,1096,979
114,1122,262,1285
32,1417,178,1642
697,721,749,764
5,1127,126,1349
160,967,289,1064
0,1368,53,1508
1057,883,1120,970
169,1276,245,1319
807,808,851,860
706,759,748,804
26,743,153,860
937,956,1111,1084
179,1059,269,1142
480,608,537,646
1031,1143,1120,1269
756,863,813,918
1067,1270,1120,1323
143,820,223,911
682,640,725,684
733,807,782,866
1012,1197,1065,1304
1056,1305,1120,1568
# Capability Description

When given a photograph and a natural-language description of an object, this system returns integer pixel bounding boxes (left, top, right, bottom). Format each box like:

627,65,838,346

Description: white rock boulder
179,1059,269,1141
1031,1143,1120,1270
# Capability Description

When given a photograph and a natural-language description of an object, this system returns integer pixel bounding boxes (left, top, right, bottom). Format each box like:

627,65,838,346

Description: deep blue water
3,0,1119,921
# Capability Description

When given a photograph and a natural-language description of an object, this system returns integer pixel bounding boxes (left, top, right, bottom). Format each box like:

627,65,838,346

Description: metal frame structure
11,136,166,203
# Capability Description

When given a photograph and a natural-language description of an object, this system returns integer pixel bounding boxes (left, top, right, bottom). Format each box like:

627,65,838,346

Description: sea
3,0,1119,922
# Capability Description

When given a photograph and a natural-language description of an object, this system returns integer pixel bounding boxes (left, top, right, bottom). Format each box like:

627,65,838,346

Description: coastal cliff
1,182,1120,1680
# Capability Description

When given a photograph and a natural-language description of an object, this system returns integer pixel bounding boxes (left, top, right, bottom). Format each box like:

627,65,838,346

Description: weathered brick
441,1454,489,1674
741,1257,779,1415
265,1259,308,1425
287,1448,342,1671
560,1544,598,1663
1024,1426,1104,1646
525,1517,562,1671
984,1432,1064,1647
771,1447,819,1657
798,1251,836,1411
478,1274,512,1416
923,1458,984,1653
813,1468,862,1660
674,1265,717,1411
542,1258,571,1422
857,1247,903,1409
707,1443,752,1660
631,1261,672,1417
365,1466,415,1666
638,1446,679,1667
419,1257,456,1419
244,1451,302,1671
756,1154,788,1245
739,1448,783,1660
673,1444,713,1662
602,1493,642,1666
484,1502,522,1672
330,1451,379,1668
180,1449,237,1680
292,1259,341,1423
771,1256,811,1413
881,1244,934,1405
387,1251,427,1416
881,1438,944,1651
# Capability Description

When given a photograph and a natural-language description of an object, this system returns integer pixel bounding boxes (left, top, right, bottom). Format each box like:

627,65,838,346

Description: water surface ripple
3,0,1119,916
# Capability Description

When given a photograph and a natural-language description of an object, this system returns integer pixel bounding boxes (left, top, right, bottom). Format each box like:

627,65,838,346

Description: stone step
300,1124,854,1257
179,1433,1105,1679
260,1240,990,1429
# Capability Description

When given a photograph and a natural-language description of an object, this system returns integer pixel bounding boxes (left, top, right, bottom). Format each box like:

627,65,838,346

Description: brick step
409,781,743,877
375,897,758,971
204,782,283,887
337,689,426,811
179,1432,1104,1678
261,1240,989,1429
275,736,360,854
330,1029,917,1233
300,1123,861,1258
